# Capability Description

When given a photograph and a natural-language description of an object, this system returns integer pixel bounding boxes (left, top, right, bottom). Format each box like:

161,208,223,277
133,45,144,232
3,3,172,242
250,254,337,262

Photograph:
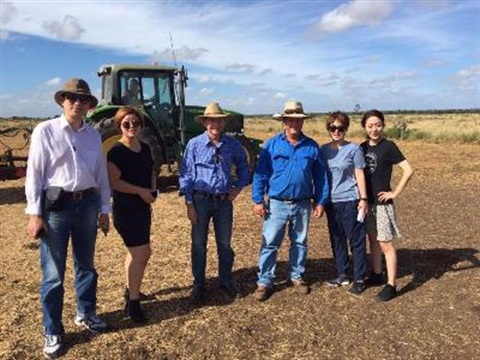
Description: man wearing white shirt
25,78,111,359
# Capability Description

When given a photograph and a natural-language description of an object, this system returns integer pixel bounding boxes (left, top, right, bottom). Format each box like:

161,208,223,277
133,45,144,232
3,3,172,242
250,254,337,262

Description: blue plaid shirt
179,132,249,202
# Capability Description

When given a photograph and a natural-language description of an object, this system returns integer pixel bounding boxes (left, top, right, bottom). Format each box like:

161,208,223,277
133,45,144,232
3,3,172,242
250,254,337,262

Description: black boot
124,288,130,315
128,299,147,323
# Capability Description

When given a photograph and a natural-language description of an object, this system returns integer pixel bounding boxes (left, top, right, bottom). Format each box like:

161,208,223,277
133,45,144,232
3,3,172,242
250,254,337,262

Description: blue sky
1,0,479,118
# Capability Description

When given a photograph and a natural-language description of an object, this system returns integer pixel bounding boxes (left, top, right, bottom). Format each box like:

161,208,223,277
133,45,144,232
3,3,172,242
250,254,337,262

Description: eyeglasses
64,94,91,104
328,125,346,133
121,120,141,129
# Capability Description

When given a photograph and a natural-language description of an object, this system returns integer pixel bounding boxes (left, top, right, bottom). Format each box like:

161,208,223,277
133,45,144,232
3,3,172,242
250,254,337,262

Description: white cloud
226,63,256,73
0,1,17,24
43,15,85,41
150,45,208,64
200,88,214,97
452,65,480,90
313,0,398,36
274,92,286,99
43,77,62,87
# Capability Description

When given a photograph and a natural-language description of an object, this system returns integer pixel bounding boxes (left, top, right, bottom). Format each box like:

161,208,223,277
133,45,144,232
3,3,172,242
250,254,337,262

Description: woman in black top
107,106,157,322
361,110,413,301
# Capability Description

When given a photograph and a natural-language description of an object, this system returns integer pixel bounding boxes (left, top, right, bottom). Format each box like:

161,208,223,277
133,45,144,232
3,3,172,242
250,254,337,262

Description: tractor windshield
119,71,175,130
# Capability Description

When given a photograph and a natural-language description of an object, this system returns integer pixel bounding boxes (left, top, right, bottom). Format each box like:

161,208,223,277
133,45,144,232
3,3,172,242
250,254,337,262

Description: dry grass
1,115,479,359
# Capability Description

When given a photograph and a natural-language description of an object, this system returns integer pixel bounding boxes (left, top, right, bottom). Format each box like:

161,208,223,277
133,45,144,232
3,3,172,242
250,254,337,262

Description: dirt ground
0,127,479,359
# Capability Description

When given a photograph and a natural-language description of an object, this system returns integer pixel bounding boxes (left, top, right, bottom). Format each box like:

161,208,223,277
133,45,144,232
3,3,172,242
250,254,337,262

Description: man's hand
98,213,110,236
187,204,198,225
27,215,47,239
312,203,325,218
252,203,268,217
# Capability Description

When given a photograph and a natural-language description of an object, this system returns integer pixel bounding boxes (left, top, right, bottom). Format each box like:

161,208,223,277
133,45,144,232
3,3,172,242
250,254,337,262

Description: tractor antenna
169,31,178,68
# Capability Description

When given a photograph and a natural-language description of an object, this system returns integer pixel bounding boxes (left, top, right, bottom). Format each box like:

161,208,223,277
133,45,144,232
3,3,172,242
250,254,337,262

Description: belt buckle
72,191,83,201
284,199,294,204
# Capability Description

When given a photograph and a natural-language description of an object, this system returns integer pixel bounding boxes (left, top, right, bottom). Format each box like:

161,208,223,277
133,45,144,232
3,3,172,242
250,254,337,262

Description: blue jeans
191,193,234,287
40,192,100,335
325,200,367,281
257,199,311,287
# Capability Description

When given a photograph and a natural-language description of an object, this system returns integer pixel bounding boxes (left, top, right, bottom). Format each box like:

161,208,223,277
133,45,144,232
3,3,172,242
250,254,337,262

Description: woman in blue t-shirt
107,106,157,322
320,111,369,296
361,109,414,302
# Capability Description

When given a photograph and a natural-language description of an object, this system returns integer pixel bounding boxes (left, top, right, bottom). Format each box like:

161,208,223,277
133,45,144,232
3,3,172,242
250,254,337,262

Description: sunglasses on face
64,94,91,104
328,125,346,133
121,120,141,129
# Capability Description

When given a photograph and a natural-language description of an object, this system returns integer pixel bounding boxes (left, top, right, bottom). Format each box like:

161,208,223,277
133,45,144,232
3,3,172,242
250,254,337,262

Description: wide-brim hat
273,101,310,120
195,102,231,123
54,78,98,107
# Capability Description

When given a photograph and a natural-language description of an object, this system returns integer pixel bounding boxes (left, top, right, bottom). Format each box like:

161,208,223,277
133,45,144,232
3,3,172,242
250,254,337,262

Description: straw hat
273,101,310,120
195,102,231,123
54,78,98,107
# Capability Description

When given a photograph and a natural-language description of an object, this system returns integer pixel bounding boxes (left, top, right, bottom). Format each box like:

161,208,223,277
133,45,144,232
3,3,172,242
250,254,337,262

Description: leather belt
270,197,310,204
194,191,230,201
64,188,96,201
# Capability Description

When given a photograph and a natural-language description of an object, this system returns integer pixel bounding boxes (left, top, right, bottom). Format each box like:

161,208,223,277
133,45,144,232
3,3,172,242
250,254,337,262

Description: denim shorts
365,203,402,241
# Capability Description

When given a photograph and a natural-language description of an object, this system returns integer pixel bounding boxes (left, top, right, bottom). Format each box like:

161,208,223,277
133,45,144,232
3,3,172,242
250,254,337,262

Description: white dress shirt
25,114,111,215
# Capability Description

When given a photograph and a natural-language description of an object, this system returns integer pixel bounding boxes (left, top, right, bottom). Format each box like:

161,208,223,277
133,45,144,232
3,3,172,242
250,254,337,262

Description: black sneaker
220,283,241,299
191,286,206,304
43,334,63,359
376,284,397,301
348,281,366,296
127,299,147,323
326,274,350,287
365,272,385,287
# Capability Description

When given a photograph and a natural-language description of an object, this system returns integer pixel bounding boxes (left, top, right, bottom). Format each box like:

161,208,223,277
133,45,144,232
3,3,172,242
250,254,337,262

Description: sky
0,0,479,118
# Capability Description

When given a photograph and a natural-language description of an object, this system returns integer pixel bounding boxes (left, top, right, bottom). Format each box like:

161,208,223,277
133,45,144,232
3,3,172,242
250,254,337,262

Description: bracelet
360,198,368,201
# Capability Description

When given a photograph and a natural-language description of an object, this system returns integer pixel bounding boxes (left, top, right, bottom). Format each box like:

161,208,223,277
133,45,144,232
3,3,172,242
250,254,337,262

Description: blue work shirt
179,132,250,202
252,133,329,205
320,142,365,203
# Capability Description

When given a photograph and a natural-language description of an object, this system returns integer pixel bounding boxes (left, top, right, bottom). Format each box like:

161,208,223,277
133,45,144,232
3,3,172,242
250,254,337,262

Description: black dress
107,142,154,247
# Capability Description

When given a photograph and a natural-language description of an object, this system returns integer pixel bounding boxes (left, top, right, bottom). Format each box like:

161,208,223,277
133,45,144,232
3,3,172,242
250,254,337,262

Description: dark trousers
325,200,367,281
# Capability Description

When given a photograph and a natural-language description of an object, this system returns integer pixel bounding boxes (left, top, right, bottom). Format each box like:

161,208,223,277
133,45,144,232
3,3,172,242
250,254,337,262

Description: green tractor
86,64,260,182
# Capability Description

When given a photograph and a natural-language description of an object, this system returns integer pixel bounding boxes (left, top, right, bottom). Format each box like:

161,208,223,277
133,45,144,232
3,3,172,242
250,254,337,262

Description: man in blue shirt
179,102,249,303
251,101,329,301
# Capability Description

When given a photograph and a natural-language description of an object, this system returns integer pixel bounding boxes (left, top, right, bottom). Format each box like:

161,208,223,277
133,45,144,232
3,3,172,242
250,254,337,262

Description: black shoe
326,274,350,287
127,299,147,323
365,272,385,287
191,286,206,304
376,284,397,302
124,288,129,315
220,283,241,299
348,281,366,296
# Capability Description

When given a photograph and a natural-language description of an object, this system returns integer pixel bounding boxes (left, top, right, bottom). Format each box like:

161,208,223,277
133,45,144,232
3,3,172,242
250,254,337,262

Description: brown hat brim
273,113,310,120
195,113,231,124
54,90,98,108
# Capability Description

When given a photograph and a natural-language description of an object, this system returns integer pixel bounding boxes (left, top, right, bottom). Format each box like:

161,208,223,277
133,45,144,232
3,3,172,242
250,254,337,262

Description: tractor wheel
233,134,258,181
139,127,164,175
93,117,121,154
93,118,164,175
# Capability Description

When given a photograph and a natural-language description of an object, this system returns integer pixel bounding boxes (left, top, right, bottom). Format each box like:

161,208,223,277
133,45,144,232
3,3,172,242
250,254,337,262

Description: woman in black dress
107,106,157,322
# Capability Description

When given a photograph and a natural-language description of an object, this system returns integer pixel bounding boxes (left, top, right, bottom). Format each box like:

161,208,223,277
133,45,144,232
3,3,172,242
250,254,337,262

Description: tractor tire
139,127,164,175
93,118,164,175
93,117,121,154
233,134,258,181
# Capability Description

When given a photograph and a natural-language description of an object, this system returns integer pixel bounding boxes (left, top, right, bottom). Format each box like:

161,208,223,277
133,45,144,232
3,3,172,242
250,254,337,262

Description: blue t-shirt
320,142,365,203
